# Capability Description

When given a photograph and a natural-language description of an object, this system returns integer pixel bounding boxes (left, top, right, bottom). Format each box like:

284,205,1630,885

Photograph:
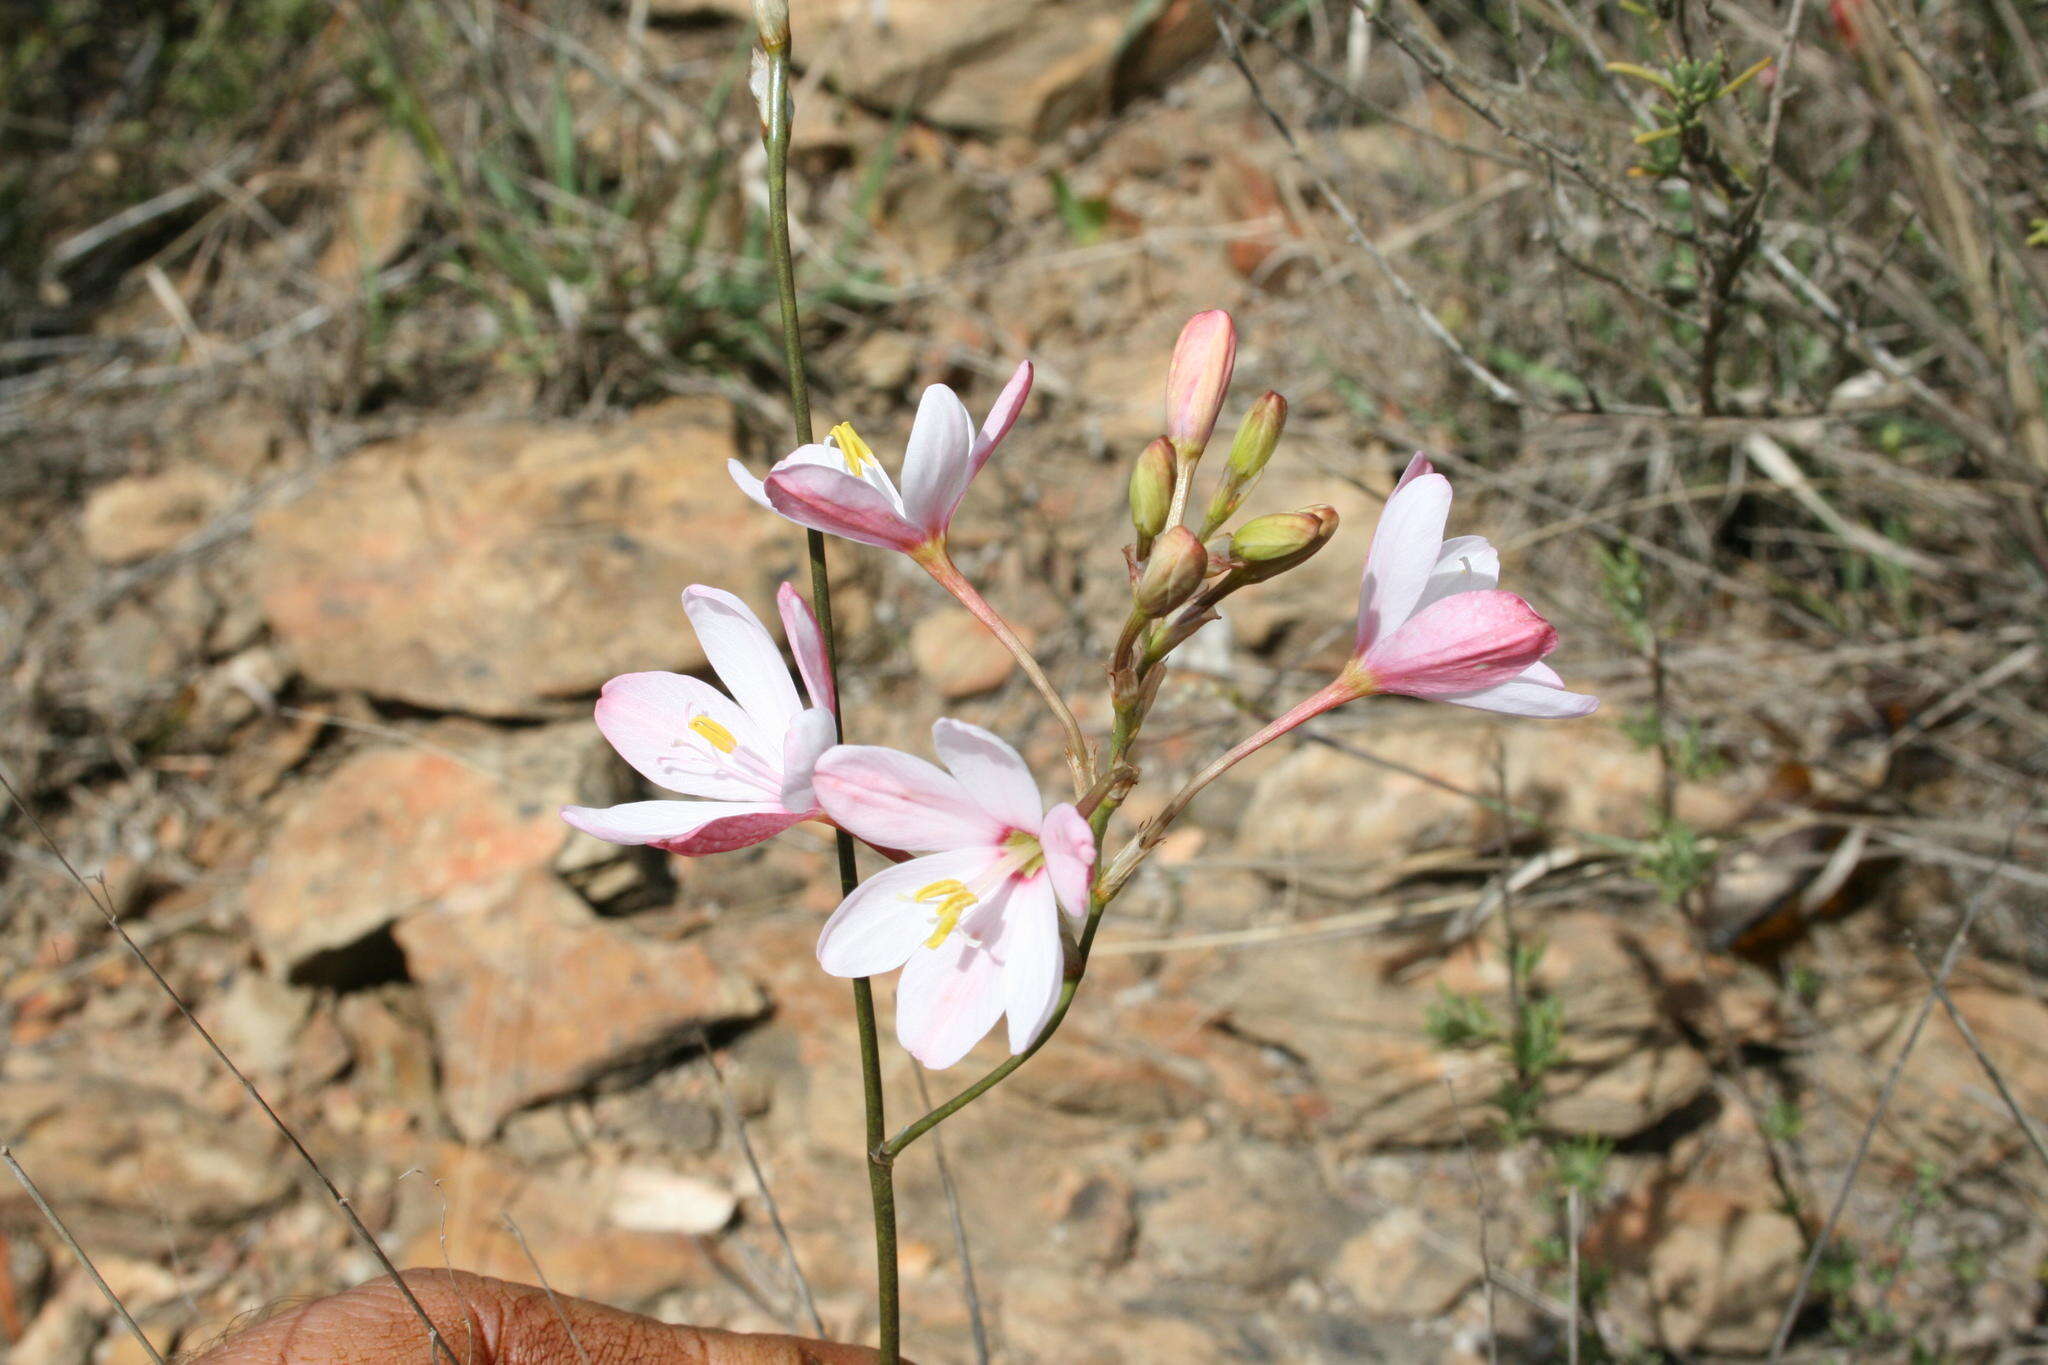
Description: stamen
689,716,739,753
1002,829,1046,879
829,422,878,475
912,879,980,949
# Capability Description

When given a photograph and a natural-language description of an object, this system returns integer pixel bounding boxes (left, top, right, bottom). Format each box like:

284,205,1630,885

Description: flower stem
1098,677,1357,901
761,40,898,1361
919,547,1097,794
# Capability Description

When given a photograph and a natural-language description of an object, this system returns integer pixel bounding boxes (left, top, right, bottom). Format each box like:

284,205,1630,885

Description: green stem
761,41,898,1362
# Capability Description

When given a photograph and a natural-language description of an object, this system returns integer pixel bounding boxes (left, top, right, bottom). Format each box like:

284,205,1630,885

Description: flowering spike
1129,437,1175,554
1135,525,1207,617
1164,310,1237,462
1200,390,1288,536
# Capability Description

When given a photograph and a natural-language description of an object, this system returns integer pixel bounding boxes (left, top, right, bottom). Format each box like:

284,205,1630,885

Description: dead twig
500,1214,594,1365
2,1147,166,1365
1766,829,2023,1359
697,1028,824,1338
913,1067,991,1365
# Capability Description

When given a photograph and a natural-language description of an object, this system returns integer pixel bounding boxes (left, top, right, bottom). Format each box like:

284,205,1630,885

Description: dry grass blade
1443,1077,1502,1365
500,1214,593,1365
1,1147,166,1365
1766,834,2023,1359
913,1067,991,1365
0,766,463,1365
698,1028,825,1338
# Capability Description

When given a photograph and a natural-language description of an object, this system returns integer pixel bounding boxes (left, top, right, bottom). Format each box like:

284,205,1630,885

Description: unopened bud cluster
1119,312,1336,676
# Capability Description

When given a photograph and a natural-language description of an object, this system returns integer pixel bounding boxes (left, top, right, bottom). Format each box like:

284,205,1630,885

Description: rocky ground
4,2,2046,1362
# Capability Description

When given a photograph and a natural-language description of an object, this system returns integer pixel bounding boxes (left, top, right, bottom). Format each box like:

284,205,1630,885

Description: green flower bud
1129,437,1175,551
1199,390,1287,536
1134,525,1207,617
1230,504,1338,581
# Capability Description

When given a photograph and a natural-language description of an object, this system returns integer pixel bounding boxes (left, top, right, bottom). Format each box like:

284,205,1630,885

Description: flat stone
1333,1208,1478,1318
394,869,765,1140
0,1077,290,1252
242,734,578,978
1135,1138,1347,1289
81,467,233,565
669,1,1136,137
392,1143,724,1310
910,606,1019,699
253,400,791,716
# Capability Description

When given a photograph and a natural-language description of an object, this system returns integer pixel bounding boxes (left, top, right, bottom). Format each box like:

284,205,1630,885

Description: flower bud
1164,310,1237,460
1134,525,1207,617
1230,504,1338,581
1129,438,1174,551
1199,390,1287,535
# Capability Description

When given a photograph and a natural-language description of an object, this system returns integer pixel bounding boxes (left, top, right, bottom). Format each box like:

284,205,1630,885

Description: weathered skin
187,1270,890,1365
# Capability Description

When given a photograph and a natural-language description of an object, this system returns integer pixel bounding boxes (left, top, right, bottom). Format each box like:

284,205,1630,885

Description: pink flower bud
1134,525,1207,617
1164,310,1237,460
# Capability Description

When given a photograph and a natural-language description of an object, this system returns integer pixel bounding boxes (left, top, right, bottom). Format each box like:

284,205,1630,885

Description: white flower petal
813,744,1007,852
682,586,803,737
897,384,976,535
815,848,1000,979
1001,878,1064,1053
896,928,1007,1070
931,718,1042,831
778,708,838,811
1355,470,1452,652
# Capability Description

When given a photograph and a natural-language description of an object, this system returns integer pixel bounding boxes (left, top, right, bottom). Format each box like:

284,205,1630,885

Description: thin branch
1443,1078,1502,1365
1765,836,2022,1359
1208,1,1528,409
2,1147,166,1365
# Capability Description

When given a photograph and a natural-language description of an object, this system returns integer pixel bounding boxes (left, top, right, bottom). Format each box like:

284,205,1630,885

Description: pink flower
812,719,1095,1069
561,584,839,855
730,362,1033,556
1346,455,1598,717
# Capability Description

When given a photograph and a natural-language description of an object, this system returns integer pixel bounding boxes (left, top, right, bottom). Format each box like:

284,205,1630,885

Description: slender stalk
759,36,899,1361
918,547,1096,792
3,1147,166,1365
1098,676,1357,899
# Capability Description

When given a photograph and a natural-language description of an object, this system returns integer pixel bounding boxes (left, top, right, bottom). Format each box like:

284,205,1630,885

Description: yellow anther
913,880,980,949
830,422,877,475
688,716,739,753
